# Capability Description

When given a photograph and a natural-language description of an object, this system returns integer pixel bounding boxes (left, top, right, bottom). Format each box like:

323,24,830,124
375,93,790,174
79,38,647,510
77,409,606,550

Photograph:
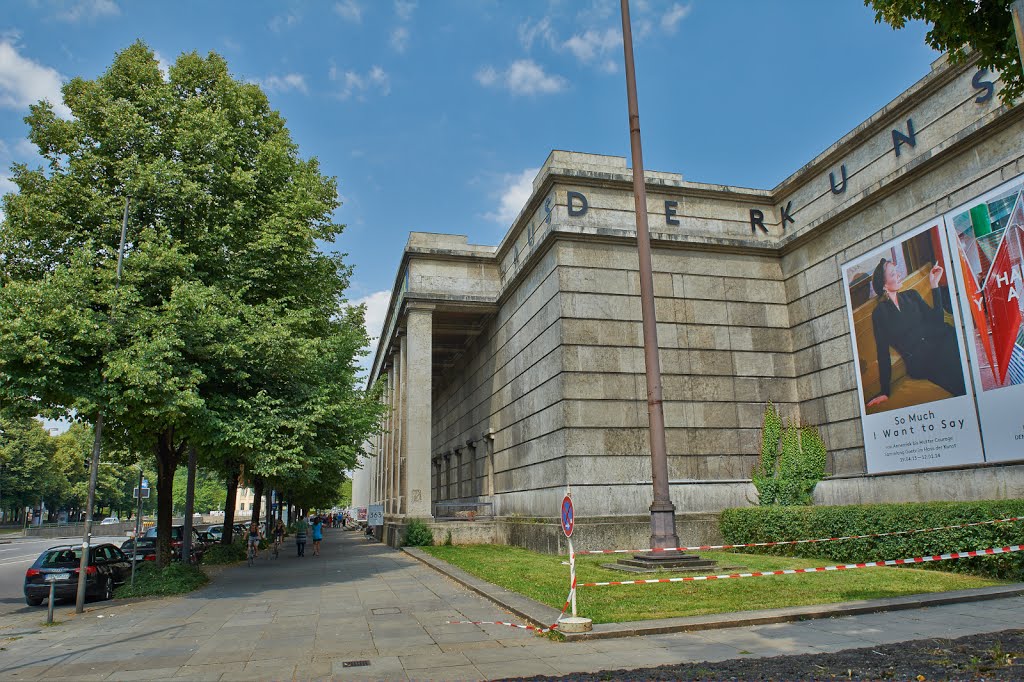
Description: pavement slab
0,528,1022,681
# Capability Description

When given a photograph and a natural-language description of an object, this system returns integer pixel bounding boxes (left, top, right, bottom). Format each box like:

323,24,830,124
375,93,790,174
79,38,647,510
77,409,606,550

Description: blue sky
0,0,936,353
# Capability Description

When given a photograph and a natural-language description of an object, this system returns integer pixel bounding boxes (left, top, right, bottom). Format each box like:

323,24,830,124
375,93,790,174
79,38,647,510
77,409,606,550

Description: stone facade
357,55,1024,550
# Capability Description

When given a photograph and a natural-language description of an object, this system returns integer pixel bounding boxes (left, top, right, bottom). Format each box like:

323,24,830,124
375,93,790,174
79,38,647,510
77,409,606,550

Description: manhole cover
342,660,371,668
371,607,401,615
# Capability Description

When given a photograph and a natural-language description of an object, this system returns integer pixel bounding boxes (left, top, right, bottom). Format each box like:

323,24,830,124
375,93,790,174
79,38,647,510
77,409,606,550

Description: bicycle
247,540,256,567
272,537,281,559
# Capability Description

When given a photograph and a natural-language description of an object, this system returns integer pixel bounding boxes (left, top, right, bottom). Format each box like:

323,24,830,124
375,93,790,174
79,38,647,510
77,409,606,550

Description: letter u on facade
829,164,848,195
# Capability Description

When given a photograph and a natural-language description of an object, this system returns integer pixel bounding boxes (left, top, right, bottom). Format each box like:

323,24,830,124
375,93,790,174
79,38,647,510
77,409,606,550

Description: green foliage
752,403,827,506
172,467,226,515
200,542,245,565
720,499,1024,580
0,41,387,554
402,520,434,547
113,562,208,599
866,0,1023,106
444,529,453,546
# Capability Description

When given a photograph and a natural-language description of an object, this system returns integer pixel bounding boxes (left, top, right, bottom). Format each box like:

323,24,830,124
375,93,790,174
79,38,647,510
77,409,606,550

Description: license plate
133,555,145,561
46,573,70,581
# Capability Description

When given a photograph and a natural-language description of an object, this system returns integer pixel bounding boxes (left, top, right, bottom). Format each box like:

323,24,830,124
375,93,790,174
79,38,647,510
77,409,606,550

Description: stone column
485,432,495,496
384,362,394,516
404,303,434,518
398,332,408,515
388,358,398,516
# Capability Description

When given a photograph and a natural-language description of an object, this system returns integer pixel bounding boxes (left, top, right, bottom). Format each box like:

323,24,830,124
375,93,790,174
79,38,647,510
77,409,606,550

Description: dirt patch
507,629,1024,681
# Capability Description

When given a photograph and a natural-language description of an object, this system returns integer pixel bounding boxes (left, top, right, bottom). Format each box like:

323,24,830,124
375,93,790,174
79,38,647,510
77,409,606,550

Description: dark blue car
24,544,130,606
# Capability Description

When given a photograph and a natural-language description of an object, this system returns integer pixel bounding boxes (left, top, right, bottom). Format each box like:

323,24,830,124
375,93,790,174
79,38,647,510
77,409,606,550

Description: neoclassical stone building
355,54,1024,550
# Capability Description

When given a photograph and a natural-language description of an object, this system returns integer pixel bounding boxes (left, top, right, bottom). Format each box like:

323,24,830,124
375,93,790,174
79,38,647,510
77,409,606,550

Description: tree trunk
250,476,264,536
155,430,181,568
264,486,273,537
181,445,197,563
222,464,239,545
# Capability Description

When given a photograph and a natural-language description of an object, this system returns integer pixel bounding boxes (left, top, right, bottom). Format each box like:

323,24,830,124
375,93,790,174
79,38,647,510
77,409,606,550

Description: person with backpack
311,515,323,556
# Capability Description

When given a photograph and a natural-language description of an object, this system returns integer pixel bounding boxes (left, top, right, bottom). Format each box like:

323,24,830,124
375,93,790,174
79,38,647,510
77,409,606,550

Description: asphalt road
0,534,125,618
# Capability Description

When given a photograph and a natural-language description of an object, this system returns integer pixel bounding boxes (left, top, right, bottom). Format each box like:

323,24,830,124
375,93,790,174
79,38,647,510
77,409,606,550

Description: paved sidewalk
0,528,1019,681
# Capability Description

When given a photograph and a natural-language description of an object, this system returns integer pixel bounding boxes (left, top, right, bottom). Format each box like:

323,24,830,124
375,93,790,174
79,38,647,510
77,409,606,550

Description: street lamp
618,0,680,553
1012,1,1024,75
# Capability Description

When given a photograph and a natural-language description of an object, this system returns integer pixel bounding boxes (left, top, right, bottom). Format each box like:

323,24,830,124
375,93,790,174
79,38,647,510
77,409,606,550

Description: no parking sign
560,494,574,538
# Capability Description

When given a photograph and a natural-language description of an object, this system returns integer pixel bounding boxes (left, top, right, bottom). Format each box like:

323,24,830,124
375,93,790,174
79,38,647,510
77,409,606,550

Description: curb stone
404,548,1024,642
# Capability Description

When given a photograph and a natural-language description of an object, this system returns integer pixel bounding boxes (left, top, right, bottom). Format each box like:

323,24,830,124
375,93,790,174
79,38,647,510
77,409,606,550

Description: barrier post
569,537,577,618
557,488,591,633
46,579,56,625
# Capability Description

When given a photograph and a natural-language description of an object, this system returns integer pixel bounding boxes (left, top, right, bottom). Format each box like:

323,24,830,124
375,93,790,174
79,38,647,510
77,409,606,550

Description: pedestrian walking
295,515,308,557
311,515,323,556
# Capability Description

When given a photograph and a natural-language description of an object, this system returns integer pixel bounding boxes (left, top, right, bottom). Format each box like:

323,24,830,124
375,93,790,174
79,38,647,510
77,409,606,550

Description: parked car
142,525,211,562
120,536,157,563
99,517,120,525
201,524,224,540
24,544,130,606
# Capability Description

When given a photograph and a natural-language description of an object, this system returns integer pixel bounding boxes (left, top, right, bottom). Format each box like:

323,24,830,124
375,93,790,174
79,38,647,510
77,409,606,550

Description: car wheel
102,577,113,601
25,595,43,606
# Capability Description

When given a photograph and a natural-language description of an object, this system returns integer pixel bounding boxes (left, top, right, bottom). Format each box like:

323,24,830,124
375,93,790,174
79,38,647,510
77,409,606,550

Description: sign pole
569,537,577,618
131,468,144,587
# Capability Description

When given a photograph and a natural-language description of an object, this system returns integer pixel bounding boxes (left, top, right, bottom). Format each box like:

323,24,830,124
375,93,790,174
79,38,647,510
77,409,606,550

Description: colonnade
368,303,433,520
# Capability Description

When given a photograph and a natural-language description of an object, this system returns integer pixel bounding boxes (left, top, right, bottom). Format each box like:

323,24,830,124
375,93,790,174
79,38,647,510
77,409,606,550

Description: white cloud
330,64,390,100
394,0,416,21
269,12,300,32
0,173,17,222
355,290,391,343
390,26,409,53
152,49,170,81
259,73,309,95
334,0,362,23
506,60,566,95
485,168,538,225
474,65,498,87
518,16,556,51
476,60,566,96
0,41,71,118
563,27,621,64
56,0,120,23
660,3,692,34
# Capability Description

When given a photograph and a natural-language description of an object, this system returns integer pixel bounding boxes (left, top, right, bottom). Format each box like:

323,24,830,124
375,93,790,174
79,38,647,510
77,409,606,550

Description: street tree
0,42,385,566
866,0,1024,105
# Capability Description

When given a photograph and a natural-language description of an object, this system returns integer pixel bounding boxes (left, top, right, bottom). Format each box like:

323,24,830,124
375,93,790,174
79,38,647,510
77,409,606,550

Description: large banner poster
945,175,1024,463
841,220,985,473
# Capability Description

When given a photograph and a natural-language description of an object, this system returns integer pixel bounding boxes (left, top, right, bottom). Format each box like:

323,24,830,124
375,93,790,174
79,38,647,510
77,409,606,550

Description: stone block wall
783,114,1024,489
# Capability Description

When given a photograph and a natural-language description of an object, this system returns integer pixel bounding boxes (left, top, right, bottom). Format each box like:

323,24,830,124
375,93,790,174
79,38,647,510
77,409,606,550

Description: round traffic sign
560,495,574,537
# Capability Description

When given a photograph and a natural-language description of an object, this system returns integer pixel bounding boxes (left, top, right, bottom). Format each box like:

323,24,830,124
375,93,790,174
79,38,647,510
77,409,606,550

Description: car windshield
123,538,155,549
144,527,183,540
38,549,84,567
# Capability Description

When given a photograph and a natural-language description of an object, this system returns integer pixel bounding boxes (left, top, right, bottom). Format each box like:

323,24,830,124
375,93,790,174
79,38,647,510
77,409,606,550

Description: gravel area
506,629,1024,681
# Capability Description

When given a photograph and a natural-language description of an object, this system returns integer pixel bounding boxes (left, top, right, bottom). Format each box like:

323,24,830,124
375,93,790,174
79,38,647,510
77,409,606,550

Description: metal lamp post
1013,1,1024,75
75,197,130,613
619,0,680,552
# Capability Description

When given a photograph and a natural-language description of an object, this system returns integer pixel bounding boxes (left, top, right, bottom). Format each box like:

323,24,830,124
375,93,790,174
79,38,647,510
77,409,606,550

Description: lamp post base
649,499,680,551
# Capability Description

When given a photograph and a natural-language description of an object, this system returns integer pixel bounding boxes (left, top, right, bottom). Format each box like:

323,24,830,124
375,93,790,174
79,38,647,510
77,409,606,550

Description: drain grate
371,607,401,615
342,660,371,668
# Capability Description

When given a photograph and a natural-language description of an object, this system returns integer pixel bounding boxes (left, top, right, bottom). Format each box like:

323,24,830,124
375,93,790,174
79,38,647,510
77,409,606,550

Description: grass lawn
421,545,1006,624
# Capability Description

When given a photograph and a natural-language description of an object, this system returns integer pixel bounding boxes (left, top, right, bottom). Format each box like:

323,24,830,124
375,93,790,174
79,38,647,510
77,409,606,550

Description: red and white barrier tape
447,579,577,634
575,516,1024,555
579,544,1024,587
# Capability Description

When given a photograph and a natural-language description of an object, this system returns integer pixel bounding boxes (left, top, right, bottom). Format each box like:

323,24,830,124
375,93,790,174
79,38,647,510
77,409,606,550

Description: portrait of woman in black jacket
866,258,966,409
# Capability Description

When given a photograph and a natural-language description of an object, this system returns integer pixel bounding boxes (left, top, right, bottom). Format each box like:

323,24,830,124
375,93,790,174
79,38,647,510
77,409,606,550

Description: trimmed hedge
719,499,1024,580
